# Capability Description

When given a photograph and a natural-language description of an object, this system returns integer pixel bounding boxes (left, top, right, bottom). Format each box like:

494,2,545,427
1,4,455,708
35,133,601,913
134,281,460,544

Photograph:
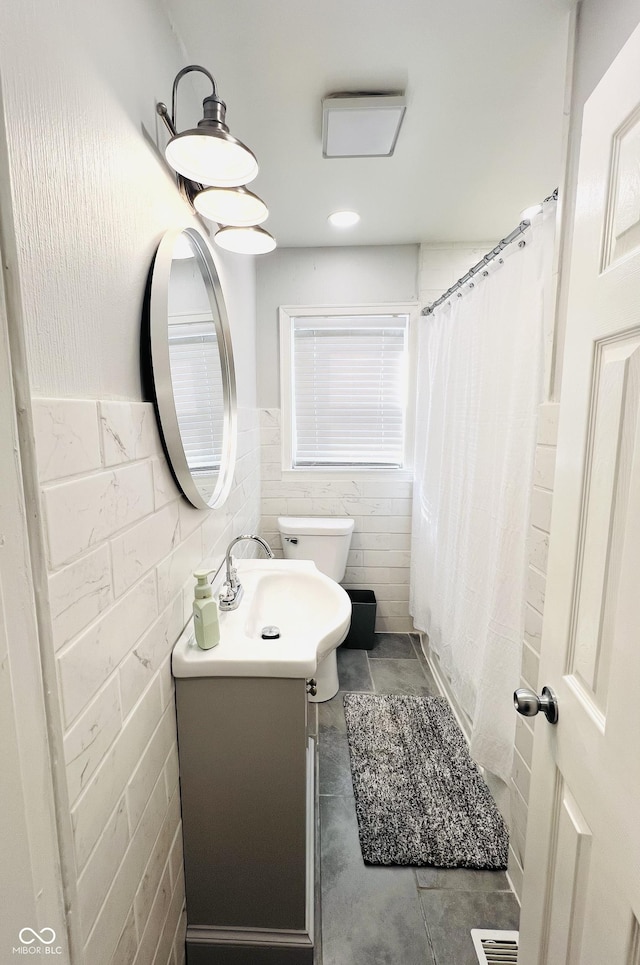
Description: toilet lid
277,516,355,536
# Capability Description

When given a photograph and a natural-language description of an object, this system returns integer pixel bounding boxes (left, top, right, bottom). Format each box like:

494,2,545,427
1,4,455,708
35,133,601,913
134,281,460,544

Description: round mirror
143,227,237,509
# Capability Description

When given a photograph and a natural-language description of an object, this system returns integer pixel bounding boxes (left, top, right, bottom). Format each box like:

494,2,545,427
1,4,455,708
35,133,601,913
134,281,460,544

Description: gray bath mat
343,693,509,868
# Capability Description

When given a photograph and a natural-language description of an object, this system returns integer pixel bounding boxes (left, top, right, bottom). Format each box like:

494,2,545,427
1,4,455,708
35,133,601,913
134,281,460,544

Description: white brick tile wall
63,677,122,802
173,913,187,965
111,502,181,597
134,789,181,936
83,769,168,965
32,397,261,964
152,867,185,965
33,398,103,482
43,462,155,567
99,401,159,466
135,864,173,965
534,445,557,490
530,486,553,532
528,525,550,572
57,572,159,725
520,641,540,691
109,907,138,965
168,825,184,891
126,710,176,834
536,402,560,446
526,565,547,615
524,603,543,652
48,544,113,651
508,401,560,901
515,715,534,764
77,797,130,942
119,597,184,718
152,455,178,511
71,678,163,870
258,408,414,632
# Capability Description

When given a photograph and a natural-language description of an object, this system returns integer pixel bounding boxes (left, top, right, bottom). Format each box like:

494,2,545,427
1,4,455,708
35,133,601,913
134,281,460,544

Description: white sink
172,558,352,679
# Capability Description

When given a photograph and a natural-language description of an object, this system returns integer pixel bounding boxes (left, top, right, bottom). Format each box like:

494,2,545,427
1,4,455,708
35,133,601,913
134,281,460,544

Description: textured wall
33,399,261,964
0,1,261,962
0,0,237,401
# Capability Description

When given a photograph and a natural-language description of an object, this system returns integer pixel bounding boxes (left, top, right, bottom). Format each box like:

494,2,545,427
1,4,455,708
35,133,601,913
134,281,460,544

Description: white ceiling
165,0,572,247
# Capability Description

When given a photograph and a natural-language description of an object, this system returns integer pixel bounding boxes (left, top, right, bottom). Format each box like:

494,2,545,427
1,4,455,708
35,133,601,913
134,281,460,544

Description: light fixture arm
156,102,178,138
170,65,217,129
156,65,229,142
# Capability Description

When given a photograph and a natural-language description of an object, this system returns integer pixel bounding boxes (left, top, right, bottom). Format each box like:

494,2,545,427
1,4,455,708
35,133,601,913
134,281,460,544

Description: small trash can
342,589,377,650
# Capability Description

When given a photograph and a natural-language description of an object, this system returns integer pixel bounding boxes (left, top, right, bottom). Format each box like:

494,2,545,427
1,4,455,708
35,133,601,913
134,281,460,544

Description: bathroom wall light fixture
194,186,268,227
158,65,257,186
157,65,276,253
214,225,277,255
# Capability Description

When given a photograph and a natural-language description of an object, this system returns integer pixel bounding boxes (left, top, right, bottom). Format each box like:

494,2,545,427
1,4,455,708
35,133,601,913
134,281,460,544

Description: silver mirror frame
147,226,238,510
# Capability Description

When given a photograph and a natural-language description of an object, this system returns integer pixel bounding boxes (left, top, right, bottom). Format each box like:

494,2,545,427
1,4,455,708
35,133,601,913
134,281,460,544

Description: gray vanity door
176,676,309,932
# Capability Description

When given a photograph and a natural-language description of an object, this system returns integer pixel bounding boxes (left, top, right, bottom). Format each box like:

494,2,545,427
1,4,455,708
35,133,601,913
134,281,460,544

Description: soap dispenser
193,570,220,650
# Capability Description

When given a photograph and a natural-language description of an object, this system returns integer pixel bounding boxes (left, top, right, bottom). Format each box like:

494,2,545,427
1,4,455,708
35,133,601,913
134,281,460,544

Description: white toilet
277,516,354,702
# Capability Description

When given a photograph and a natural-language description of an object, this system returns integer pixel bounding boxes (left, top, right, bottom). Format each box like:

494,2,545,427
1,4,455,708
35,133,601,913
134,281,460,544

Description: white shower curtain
410,207,554,782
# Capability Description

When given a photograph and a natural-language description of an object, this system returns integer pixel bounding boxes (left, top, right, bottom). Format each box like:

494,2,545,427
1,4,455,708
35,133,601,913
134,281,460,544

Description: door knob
513,686,558,724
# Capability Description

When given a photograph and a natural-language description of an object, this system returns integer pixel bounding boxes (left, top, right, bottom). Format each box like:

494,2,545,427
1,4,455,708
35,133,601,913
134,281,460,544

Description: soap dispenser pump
193,570,220,650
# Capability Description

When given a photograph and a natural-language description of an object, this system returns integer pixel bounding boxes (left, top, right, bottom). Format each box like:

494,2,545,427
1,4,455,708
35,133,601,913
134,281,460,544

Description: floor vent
471,929,519,964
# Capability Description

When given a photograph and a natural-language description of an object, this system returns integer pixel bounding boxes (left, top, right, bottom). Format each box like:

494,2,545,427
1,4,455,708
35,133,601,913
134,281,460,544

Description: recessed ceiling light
328,210,360,228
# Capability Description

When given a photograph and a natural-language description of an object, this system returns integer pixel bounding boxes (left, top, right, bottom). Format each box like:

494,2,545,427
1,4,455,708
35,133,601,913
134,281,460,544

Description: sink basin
172,558,352,678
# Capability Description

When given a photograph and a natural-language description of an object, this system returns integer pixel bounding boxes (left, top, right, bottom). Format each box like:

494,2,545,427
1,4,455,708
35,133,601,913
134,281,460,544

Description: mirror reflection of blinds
292,315,407,468
168,330,224,473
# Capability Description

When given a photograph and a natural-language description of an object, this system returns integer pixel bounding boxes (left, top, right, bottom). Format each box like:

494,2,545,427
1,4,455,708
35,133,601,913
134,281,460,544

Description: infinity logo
18,929,56,945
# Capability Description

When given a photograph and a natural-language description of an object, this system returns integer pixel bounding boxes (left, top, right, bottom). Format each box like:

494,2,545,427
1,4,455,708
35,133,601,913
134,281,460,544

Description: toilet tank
277,517,354,582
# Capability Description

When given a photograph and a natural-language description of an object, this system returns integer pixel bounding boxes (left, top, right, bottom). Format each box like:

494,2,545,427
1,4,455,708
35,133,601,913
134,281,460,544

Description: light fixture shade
165,129,259,187
214,225,276,255
194,186,268,226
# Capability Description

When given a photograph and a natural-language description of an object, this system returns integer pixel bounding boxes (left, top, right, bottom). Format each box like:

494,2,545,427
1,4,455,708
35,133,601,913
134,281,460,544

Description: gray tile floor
318,633,519,965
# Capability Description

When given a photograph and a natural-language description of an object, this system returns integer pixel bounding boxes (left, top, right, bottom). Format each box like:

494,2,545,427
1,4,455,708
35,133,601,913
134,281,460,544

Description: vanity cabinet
175,676,317,965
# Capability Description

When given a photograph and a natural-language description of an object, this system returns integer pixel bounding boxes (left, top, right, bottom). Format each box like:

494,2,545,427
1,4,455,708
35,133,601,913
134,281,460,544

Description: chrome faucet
218,534,274,611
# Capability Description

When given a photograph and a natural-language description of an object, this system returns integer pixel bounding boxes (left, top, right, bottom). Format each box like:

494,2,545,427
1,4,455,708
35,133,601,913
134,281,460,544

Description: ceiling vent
321,92,406,158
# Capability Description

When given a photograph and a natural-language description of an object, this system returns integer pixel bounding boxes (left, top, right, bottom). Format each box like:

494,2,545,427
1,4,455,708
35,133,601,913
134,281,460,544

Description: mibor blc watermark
13,929,63,956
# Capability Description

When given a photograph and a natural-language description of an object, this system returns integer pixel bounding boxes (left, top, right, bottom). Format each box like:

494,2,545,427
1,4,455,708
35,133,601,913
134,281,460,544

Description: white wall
256,245,419,408
256,245,418,633
0,2,261,964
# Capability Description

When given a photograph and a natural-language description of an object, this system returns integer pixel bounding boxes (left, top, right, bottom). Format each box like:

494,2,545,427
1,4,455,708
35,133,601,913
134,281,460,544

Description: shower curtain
410,207,554,782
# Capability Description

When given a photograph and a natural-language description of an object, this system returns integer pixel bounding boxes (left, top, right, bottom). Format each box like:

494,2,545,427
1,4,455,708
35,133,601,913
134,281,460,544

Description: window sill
280,468,413,483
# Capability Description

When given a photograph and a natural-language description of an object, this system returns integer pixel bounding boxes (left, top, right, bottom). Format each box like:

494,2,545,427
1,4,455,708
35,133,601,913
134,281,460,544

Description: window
168,314,224,475
280,307,412,470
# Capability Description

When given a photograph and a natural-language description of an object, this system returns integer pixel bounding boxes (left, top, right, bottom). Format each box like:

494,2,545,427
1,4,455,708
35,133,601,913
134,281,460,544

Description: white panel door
519,21,640,965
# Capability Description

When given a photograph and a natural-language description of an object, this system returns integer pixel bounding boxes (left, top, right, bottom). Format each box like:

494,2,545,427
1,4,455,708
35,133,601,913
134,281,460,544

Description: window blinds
168,318,224,474
291,314,408,467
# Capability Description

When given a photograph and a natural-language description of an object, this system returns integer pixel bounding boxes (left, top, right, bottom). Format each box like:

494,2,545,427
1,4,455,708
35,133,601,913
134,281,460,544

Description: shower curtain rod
421,188,558,316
